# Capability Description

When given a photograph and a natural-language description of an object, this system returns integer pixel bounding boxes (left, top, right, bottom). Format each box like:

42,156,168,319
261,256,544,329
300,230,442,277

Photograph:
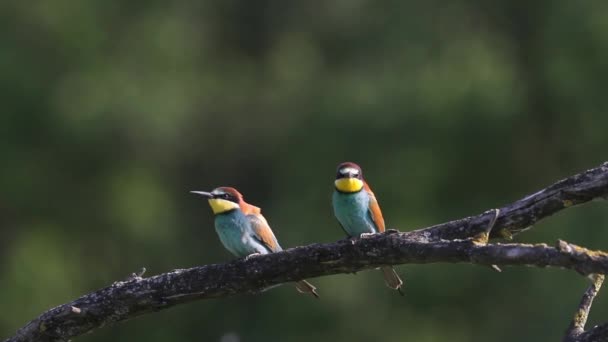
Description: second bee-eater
191,186,319,298
332,162,404,293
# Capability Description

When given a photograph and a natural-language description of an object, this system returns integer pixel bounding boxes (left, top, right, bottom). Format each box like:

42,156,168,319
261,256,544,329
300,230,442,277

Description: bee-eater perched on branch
191,186,319,298
332,162,404,294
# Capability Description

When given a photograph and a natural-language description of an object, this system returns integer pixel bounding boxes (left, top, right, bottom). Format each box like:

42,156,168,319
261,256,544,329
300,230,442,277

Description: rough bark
564,274,605,341
4,161,608,342
405,161,608,242
577,323,608,342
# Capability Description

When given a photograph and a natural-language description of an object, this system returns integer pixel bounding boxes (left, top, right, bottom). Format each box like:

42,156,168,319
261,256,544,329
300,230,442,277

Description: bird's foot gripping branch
4,161,608,342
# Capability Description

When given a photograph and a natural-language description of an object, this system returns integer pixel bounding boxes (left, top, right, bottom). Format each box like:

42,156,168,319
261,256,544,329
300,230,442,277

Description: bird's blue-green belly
214,211,258,257
332,190,377,236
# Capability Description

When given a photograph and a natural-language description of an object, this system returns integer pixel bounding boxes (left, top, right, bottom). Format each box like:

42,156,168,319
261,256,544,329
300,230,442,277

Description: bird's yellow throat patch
208,198,240,214
335,178,364,193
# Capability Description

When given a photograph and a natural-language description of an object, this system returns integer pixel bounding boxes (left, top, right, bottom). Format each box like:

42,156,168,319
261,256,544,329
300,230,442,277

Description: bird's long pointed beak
190,191,214,198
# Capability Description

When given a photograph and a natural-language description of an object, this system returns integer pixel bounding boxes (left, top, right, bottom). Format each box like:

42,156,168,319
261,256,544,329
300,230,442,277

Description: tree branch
576,323,608,342
564,274,605,341
405,161,608,242
4,161,608,342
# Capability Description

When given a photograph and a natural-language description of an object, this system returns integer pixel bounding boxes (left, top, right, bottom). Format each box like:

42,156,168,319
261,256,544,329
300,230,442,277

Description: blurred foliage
1,1,608,341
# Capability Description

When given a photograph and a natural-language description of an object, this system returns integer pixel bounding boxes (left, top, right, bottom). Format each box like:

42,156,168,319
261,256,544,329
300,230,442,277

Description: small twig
564,274,605,341
124,267,147,282
478,209,502,272
489,265,502,272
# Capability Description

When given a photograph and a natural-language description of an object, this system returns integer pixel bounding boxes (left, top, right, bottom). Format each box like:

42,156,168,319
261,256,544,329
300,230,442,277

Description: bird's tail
381,266,404,293
294,280,319,299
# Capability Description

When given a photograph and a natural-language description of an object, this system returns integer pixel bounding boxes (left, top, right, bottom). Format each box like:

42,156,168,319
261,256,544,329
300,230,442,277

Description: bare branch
564,274,605,341
5,237,608,342
3,161,608,342
405,161,608,242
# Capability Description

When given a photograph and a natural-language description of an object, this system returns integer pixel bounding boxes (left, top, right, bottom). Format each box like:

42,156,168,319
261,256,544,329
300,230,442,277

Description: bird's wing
248,213,282,253
337,221,351,237
364,182,385,233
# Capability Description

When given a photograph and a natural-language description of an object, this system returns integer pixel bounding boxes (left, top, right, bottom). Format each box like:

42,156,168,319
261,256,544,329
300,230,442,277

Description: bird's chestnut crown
334,162,364,193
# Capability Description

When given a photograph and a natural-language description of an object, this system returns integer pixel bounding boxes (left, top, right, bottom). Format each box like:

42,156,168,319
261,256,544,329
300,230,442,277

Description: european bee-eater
191,186,318,298
332,162,404,292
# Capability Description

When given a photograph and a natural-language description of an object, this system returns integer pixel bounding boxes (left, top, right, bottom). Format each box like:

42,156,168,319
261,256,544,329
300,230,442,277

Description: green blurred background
1,1,608,341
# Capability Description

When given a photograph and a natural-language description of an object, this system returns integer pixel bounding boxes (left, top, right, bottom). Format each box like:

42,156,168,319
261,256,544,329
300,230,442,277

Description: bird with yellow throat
332,162,404,293
191,186,319,298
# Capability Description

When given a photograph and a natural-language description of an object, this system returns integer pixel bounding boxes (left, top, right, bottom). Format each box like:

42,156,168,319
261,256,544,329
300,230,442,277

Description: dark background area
1,1,608,341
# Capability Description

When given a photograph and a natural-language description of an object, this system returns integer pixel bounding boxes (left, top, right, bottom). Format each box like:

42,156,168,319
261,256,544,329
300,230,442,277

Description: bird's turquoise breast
214,210,257,257
332,190,377,236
